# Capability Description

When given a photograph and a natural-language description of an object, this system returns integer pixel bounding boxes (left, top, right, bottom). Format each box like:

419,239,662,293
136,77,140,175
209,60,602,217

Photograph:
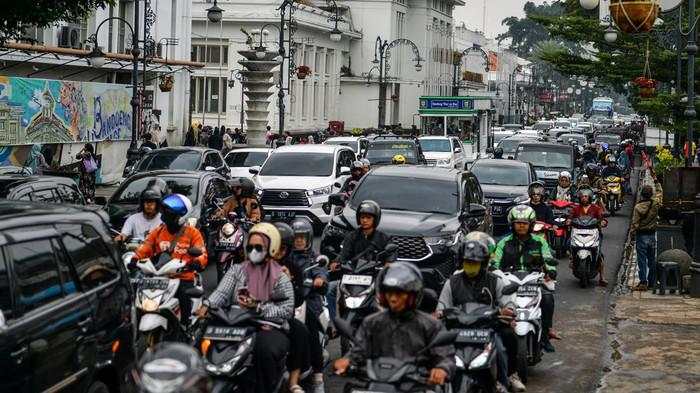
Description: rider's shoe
542,338,556,353
509,374,527,392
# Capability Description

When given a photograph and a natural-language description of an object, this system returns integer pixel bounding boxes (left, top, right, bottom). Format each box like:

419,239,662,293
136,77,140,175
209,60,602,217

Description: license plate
341,274,373,286
456,329,491,343
491,205,504,215
204,326,247,341
270,211,296,220
141,278,169,290
516,309,530,321
517,285,539,296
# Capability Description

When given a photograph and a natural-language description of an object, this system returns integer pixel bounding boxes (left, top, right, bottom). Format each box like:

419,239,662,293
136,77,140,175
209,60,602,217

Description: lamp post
229,69,246,133
372,36,422,128
685,0,697,166
494,81,509,124
86,16,140,160
326,0,343,42
452,44,490,97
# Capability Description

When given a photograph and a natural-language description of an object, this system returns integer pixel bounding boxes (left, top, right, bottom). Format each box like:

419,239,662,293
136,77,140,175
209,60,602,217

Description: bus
590,97,614,119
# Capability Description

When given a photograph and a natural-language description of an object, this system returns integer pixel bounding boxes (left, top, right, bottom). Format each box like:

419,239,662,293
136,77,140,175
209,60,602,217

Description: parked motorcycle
550,200,575,258
603,176,623,215
334,318,457,393
570,216,603,288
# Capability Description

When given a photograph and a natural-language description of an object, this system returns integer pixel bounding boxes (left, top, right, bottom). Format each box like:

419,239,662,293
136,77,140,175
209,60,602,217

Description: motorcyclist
130,193,208,322
581,144,597,164
216,177,262,223
391,154,407,165
334,262,455,387
134,342,211,393
438,239,522,393
601,156,623,178
490,205,559,352
493,147,504,159
199,223,294,393
567,187,608,287
527,181,554,225
115,187,163,242
341,160,364,194
552,171,574,202
337,200,395,267
598,143,610,164
360,158,371,175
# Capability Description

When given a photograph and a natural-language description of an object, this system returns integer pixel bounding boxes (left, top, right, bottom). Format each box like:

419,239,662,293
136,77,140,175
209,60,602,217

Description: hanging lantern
609,0,660,34
159,75,174,92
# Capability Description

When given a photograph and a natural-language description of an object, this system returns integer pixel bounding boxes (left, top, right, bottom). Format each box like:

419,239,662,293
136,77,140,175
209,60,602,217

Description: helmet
608,156,617,164
508,204,536,225
378,262,424,309
135,342,210,393
356,200,381,227
527,181,546,197
248,222,282,258
494,147,504,158
585,163,599,176
456,239,490,263
601,142,609,150
577,186,594,202
559,171,572,181
291,219,313,250
140,187,163,210
228,177,256,198
146,178,170,196
351,160,363,171
360,158,371,168
464,231,496,255
391,154,406,165
273,222,294,253
162,194,192,217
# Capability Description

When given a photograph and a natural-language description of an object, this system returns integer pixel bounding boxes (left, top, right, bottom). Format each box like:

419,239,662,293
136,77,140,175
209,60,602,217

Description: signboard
143,90,154,110
420,98,474,110
0,76,132,145
488,51,499,71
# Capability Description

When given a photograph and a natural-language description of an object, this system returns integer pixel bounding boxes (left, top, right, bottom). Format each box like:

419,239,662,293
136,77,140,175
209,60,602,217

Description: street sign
143,90,154,110
419,98,474,110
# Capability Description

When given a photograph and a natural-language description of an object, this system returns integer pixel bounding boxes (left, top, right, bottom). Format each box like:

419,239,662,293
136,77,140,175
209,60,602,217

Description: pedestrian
24,143,49,175
285,132,293,146
184,126,196,146
141,133,158,150
199,126,210,147
630,170,663,291
234,128,242,144
308,134,315,144
76,143,98,203
222,132,234,155
266,126,273,146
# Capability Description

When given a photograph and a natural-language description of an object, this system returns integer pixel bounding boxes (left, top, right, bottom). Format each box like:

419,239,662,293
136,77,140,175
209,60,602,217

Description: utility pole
685,0,697,165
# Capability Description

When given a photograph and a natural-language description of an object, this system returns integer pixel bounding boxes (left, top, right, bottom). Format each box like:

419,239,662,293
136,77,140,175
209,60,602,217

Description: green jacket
490,233,556,273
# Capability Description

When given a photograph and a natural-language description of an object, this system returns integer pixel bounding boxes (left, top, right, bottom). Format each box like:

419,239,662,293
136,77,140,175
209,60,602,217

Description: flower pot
609,1,660,34
639,87,656,98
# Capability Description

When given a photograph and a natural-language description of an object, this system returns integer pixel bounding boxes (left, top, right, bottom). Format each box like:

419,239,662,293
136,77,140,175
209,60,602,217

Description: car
323,136,370,157
0,200,134,393
470,159,537,236
362,135,427,165
224,148,272,178
492,130,516,147
516,129,543,139
0,166,32,175
419,136,466,169
320,165,491,291
494,134,539,158
594,133,622,151
532,121,554,132
103,170,229,233
502,123,524,131
126,147,230,179
0,174,86,204
514,142,576,194
250,144,356,233
557,133,587,148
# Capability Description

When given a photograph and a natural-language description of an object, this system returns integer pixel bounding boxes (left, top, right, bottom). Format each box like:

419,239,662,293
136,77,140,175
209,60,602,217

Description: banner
488,51,499,71
0,76,132,145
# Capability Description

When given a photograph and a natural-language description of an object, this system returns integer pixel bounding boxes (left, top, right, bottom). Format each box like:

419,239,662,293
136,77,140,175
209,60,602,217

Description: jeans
494,332,511,387
540,289,555,338
636,233,657,285
327,281,339,321
287,318,311,372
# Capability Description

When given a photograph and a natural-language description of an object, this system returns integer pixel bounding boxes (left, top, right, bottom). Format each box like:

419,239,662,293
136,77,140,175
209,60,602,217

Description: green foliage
1,0,115,44
497,1,566,58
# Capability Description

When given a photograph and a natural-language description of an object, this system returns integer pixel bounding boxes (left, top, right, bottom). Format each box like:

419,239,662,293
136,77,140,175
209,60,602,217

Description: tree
497,1,566,58
1,0,115,44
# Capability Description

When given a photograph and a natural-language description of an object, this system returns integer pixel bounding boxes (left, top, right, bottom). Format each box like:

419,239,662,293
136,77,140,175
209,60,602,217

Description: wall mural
0,76,132,145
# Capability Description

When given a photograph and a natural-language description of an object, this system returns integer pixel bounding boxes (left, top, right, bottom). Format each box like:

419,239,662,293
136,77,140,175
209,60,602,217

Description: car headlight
437,159,452,166
307,186,332,196
469,343,493,370
513,195,530,204
426,232,460,247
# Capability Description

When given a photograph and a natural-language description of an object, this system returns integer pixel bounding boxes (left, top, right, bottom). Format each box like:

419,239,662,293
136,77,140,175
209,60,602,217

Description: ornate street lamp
326,0,343,42
207,0,224,23
579,0,599,11
604,25,618,43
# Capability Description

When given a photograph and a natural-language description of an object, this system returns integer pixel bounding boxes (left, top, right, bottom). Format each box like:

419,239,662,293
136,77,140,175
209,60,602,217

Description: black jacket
339,228,395,265
529,202,554,225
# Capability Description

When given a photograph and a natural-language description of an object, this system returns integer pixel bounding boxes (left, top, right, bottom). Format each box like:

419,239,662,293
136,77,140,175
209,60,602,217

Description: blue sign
420,98,474,111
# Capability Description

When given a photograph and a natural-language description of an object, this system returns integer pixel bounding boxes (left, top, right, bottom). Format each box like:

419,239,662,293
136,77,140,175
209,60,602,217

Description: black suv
124,147,230,179
0,175,86,204
514,142,575,194
470,159,538,236
362,135,427,165
321,165,491,290
0,201,133,393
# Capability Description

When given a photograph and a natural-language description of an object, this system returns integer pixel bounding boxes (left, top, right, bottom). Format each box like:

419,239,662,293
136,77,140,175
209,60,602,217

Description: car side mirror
454,147,462,154
249,166,261,175
339,166,351,176
94,196,107,206
328,193,347,206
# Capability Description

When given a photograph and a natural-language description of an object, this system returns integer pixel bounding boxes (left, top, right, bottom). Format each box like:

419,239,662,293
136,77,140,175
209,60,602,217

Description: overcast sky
453,0,550,40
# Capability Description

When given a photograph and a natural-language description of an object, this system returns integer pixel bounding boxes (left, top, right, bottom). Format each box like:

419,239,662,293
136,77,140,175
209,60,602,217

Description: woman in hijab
222,132,234,155
76,143,97,203
24,143,49,175
201,223,293,393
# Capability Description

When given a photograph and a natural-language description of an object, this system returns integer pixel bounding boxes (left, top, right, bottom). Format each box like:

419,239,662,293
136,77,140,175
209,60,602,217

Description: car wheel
86,380,109,393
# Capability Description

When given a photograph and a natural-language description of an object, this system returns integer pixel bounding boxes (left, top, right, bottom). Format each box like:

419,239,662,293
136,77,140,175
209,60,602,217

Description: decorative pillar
238,50,281,146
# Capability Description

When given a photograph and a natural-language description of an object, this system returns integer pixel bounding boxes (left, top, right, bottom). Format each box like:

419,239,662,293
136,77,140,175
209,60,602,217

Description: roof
226,148,271,154
126,170,220,179
273,144,352,153
146,147,213,154
0,200,99,231
418,136,455,140
370,165,461,181
0,175,78,195
517,142,573,150
472,158,530,168
325,136,362,142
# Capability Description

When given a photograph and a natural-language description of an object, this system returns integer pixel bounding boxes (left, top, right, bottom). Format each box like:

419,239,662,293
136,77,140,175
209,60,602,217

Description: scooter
335,318,457,393
213,212,251,280
570,216,603,288
295,255,332,369
128,248,205,350
603,176,623,215
550,200,575,258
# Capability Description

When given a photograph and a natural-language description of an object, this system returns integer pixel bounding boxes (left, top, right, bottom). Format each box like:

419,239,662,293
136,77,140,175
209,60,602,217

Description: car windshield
497,138,527,154
113,176,200,204
555,122,570,128
516,147,572,170
595,135,621,145
560,135,586,145
420,139,451,152
471,163,530,186
325,140,358,152
225,151,268,167
260,153,334,176
137,151,201,171
493,133,513,144
350,175,458,214
533,123,551,130
365,141,418,164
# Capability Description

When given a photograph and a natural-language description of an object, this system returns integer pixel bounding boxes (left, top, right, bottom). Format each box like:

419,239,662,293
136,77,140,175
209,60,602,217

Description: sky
453,0,550,40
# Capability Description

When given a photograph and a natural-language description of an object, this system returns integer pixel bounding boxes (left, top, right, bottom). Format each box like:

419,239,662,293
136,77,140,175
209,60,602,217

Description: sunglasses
246,244,265,253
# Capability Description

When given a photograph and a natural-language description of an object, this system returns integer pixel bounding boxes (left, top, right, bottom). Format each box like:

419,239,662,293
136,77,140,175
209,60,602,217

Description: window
315,48,322,75
336,150,355,175
9,239,63,314
301,81,308,120
313,82,319,120
57,184,84,205
190,77,228,114
203,152,223,168
30,188,61,203
204,179,229,206
0,250,12,322
59,225,119,291
325,49,334,75
323,83,329,120
118,4,127,53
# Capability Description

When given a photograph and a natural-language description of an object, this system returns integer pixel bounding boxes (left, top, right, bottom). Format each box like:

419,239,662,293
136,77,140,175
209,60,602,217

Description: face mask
248,249,266,264
462,261,482,278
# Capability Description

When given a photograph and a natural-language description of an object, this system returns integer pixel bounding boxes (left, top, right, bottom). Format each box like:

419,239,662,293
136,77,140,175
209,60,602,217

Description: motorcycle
569,216,604,288
603,176,623,215
295,255,332,369
128,248,205,350
532,221,552,243
550,200,575,258
336,243,398,354
213,212,252,280
335,318,457,393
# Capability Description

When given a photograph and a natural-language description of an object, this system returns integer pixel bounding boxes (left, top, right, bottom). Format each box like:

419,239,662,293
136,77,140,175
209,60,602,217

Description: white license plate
204,326,247,341
270,211,296,220
141,278,169,290
341,274,373,286
491,205,504,215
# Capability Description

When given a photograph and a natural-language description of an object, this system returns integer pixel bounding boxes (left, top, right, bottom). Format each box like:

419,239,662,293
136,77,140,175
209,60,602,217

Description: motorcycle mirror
418,330,458,355
502,283,520,296
188,247,203,257
333,318,357,344
315,255,330,268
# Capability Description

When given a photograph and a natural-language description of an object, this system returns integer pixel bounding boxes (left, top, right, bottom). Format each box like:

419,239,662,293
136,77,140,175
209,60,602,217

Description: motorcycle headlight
307,186,332,196
455,355,465,369
513,195,530,204
344,295,368,309
142,298,159,312
425,232,460,247
469,343,493,370
577,249,591,259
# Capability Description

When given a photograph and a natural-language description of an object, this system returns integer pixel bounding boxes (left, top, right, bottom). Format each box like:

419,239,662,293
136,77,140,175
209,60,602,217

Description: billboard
0,76,132,145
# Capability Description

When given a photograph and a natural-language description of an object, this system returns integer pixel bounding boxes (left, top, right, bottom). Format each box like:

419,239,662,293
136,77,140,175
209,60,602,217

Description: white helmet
559,171,571,180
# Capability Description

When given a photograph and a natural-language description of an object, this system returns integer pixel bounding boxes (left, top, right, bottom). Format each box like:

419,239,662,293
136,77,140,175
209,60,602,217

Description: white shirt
121,212,162,241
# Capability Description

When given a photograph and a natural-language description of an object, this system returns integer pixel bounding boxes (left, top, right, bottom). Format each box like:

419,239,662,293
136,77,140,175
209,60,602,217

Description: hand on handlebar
428,368,448,385
334,358,351,375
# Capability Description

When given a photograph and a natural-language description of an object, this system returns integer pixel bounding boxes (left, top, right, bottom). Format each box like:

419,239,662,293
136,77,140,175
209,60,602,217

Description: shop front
418,96,493,155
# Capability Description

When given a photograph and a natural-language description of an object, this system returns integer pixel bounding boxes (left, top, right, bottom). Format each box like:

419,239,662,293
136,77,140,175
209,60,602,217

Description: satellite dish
659,0,683,12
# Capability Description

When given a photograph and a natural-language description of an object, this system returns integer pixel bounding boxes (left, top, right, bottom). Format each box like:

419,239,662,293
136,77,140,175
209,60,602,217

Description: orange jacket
134,224,208,281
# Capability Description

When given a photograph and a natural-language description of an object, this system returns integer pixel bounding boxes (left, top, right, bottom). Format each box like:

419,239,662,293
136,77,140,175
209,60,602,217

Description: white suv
250,144,355,233
419,136,466,169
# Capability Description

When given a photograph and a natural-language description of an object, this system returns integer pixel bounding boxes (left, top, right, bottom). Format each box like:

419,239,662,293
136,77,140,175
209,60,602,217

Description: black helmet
229,177,256,198
273,222,294,254
140,187,162,205
146,178,170,196
378,262,424,310
527,181,546,197
291,219,313,250
356,200,381,227
135,342,210,393
456,239,490,264
585,163,599,177
494,147,504,158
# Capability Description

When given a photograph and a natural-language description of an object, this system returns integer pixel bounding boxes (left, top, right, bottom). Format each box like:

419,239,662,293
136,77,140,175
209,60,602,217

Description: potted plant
296,65,311,79
633,76,657,98
159,75,174,92
609,0,660,34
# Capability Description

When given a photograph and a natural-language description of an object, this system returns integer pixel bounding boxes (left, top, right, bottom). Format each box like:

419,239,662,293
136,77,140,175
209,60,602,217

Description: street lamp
451,44,490,96
579,0,599,10
207,0,224,23
229,69,246,133
604,25,618,43
255,24,283,59
326,0,343,42
87,46,107,68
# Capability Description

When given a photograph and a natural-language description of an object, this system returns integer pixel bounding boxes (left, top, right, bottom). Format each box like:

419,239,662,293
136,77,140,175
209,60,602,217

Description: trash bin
690,262,700,298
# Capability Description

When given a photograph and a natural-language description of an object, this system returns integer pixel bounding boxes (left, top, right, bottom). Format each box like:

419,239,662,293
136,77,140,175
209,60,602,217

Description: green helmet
508,204,536,225
464,231,496,254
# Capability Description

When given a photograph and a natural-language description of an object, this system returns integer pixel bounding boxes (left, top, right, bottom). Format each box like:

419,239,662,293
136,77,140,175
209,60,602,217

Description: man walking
630,170,663,291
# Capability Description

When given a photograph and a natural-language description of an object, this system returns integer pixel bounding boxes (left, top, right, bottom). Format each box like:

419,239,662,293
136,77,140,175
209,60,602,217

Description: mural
0,76,132,145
